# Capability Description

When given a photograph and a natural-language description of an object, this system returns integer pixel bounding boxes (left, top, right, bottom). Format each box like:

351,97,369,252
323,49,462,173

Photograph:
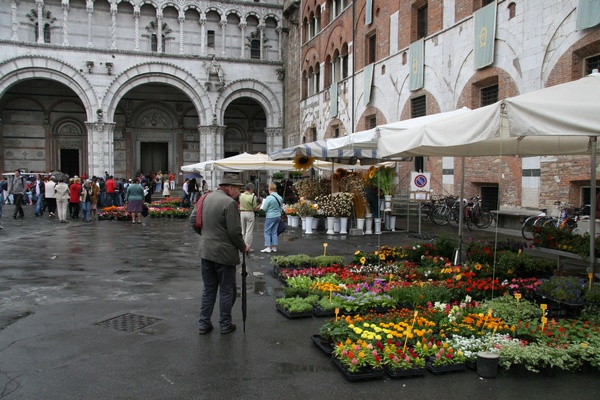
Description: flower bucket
374,218,382,234
301,217,306,230
305,216,314,234
384,195,392,212
388,215,396,231
333,217,341,233
287,215,292,226
356,218,365,231
476,351,499,378
339,216,348,234
326,217,335,234
290,216,300,228
312,216,319,230
365,214,373,234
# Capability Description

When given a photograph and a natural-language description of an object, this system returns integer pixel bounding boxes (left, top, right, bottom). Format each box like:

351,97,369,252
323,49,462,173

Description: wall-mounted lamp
86,61,94,74
105,62,113,75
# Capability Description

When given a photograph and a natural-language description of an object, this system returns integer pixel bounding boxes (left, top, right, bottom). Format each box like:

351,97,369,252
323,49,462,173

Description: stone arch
0,56,97,121
215,79,282,127
102,62,210,123
53,117,86,135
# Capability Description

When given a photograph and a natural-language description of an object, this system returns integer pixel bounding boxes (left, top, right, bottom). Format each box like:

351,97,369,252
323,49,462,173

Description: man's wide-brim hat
219,174,244,187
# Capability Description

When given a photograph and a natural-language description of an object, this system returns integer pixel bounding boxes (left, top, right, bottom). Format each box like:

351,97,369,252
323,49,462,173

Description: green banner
363,63,374,105
409,39,424,91
366,0,373,25
474,2,497,69
577,0,600,29
330,83,338,118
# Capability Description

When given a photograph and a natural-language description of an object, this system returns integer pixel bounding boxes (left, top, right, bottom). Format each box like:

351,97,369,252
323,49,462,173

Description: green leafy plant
475,295,543,326
275,295,319,313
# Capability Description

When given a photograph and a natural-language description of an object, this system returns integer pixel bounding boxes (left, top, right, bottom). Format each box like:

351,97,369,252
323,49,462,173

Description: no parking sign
410,172,431,200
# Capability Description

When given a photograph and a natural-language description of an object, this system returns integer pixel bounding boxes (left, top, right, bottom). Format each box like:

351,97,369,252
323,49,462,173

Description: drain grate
95,313,162,333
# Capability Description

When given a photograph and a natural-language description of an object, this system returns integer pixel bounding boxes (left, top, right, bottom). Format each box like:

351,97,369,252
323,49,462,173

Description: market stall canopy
326,107,471,151
268,139,383,164
181,152,381,174
378,72,600,158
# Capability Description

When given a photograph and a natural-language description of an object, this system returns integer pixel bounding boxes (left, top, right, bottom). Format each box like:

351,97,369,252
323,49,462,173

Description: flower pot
374,218,382,234
333,217,341,233
287,215,292,226
312,216,319,230
305,216,314,234
332,357,385,382
477,351,499,378
365,214,373,234
388,215,396,231
301,217,306,231
326,216,335,234
356,218,365,231
384,195,392,212
290,216,300,228
339,216,348,234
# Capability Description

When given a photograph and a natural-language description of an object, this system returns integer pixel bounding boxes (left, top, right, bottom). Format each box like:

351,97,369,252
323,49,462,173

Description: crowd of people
0,169,186,226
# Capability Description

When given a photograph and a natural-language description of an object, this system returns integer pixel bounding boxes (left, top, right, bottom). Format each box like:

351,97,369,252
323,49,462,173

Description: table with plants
271,238,600,381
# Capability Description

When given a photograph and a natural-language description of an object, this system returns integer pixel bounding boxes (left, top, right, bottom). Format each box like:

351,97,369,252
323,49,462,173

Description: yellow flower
474,263,482,270
379,253,386,260
354,250,361,255
360,257,366,265
293,156,316,171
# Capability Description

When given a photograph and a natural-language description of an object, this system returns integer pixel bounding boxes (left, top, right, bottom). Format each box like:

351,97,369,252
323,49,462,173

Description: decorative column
110,2,117,49
178,14,185,54
198,125,226,189
86,0,93,47
61,0,69,46
199,15,206,55
156,11,163,53
239,21,246,58
258,24,265,60
134,6,140,51
220,19,227,56
11,0,19,41
276,25,282,61
264,127,283,155
86,119,116,178
36,0,43,43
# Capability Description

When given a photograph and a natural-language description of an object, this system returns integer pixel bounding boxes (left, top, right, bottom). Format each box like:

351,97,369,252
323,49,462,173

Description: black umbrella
241,251,248,333
184,173,203,180
51,171,67,182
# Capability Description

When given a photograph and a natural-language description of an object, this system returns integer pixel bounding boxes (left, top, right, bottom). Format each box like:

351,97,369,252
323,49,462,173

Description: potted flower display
367,166,395,211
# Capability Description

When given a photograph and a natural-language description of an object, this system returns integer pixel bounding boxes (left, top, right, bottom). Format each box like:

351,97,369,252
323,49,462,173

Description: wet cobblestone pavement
1,205,599,399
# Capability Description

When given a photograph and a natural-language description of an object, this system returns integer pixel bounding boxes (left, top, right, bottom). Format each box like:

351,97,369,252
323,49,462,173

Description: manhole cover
95,313,162,333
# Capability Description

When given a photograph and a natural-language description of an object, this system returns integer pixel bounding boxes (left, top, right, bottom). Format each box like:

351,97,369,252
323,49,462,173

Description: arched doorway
0,79,87,175
223,97,267,155
114,83,198,180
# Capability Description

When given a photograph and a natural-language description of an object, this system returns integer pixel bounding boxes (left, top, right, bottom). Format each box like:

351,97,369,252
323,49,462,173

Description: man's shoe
260,248,271,253
220,324,236,334
13,215,17,219
198,326,214,335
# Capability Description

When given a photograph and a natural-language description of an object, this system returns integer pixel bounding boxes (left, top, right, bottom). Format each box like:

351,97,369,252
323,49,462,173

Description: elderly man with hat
195,174,250,335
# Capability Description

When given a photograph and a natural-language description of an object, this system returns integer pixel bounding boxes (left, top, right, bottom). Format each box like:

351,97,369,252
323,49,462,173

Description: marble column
86,121,116,178
61,0,69,46
86,0,93,48
198,125,226,189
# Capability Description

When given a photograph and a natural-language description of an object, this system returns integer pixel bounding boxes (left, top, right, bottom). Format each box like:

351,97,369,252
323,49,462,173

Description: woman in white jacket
54,179,70,223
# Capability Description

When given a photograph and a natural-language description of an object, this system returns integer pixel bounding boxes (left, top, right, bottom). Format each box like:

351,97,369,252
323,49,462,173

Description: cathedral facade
0,0,285,185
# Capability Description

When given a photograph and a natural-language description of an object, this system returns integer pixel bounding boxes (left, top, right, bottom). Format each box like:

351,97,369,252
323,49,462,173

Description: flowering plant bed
331,355,385,382
425,361,466,374
147,206,190,218
98,206,130,221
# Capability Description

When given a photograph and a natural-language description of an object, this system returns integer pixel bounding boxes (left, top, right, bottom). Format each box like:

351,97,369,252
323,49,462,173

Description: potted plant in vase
368,166,395,211
333,192,354,234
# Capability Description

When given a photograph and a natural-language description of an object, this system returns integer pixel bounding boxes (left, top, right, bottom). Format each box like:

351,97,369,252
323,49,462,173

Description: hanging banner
577,0,600,29
409,39,424,91
366,0,373,25
330,83,338,117
474,2,497,69
363,63,374,105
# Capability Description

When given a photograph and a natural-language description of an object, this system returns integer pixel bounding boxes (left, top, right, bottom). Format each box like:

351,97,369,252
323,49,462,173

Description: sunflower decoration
293,155,316,171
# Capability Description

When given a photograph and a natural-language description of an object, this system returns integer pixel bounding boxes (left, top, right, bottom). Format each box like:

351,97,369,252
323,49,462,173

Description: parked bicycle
521,202,581,240
468,195,496,229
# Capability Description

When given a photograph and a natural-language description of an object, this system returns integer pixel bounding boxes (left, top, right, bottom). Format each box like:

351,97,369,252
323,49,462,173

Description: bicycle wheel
521,216,538,240
542,218,558,228
419,203,433,222
474,211,494,229
448,208,459,228
465,212,475,231
431,207,449,225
